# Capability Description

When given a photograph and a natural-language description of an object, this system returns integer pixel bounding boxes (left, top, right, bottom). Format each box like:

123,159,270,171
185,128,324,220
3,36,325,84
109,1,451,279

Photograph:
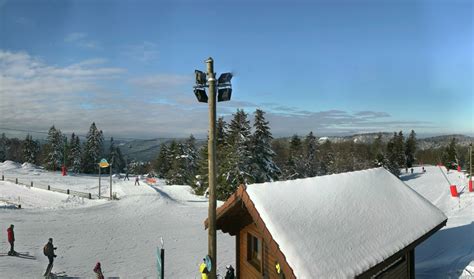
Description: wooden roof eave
356,218,448,278
205,184,297,279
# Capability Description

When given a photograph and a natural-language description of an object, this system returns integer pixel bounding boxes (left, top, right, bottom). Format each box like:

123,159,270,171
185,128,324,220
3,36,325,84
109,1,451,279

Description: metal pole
206,57,217,279
110,164,112,200
469,143,472,190
98,165,101,199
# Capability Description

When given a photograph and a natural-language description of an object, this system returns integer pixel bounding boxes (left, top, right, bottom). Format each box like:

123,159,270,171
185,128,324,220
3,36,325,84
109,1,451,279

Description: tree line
150,108,469,199
0,122,128,174
0,111,470,200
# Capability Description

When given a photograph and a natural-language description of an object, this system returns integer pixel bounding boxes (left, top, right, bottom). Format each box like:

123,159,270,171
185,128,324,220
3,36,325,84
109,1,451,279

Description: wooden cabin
206,168,447,278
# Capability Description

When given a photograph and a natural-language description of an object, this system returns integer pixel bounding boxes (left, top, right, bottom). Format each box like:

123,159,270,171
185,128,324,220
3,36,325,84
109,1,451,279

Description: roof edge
356,218,448,278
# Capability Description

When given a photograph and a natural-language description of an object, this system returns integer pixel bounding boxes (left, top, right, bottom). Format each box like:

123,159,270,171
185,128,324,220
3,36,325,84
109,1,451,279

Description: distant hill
277,133,473,151
110,138,206,162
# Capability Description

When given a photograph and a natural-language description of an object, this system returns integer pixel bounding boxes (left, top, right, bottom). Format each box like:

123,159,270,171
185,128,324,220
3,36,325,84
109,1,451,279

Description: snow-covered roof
244,167,447,278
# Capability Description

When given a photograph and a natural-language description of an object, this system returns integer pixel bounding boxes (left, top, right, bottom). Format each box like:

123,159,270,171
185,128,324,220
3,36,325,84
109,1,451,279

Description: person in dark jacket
224,265,235,279
7,224,15,256
93,262,105,279
43,238,57,276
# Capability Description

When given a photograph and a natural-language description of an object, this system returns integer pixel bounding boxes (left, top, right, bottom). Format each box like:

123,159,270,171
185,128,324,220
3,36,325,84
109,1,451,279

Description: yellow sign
275,262,281,274
99,159,109,168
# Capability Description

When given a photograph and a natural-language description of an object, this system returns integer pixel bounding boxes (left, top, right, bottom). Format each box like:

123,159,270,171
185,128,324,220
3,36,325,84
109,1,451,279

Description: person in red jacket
7,224,15,256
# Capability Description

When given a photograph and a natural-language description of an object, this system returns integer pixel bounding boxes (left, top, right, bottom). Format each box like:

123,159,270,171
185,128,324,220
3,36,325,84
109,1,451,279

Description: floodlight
194,88,208,103
218,88,232,102
195,70,207,86
217,72,232,84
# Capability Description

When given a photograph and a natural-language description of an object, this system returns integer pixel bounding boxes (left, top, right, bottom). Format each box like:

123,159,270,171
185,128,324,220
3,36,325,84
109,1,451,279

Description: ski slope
0,161,234,278
1,161,472,278
401,166,474,278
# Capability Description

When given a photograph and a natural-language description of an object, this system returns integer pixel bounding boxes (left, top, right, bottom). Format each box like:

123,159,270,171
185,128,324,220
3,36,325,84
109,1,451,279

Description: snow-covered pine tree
194,143,209,194
443,137,458,169
218,109,254,198
167,142,186,185
372,133,385,166
251,109,280,183
385,132,401,176
82,122,104,173
405,130,417,168
394,131,405,168
70,134,82,174
154,143,171,178
319,139,336,175
283,134,305,179
184,135,198,179
44,126,64,171
164,140,179,181
0,133,7,162
108,137,125,173
22,134,39,164
303,131,319,177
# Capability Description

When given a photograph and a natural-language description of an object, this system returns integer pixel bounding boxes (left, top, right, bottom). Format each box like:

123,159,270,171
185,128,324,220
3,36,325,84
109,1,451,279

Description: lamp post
469,143,472,192
194,57,232,279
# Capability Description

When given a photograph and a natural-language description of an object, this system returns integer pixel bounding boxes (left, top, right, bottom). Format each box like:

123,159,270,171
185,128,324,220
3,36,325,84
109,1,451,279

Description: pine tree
385,132,401,176
303,131,319,177
69,134,82,174
0,133,7,162
22,134,39,164
44,126,64,171
319,139,335,175
283,134,305,179
154,144,171,178
394,131,405,168
372,133,385,166
194,144,209,194
108,137,125,173
82,122,104,173
23,134,39,164
443,138,458,169
251,109,280,183
405,130,417,168
164,140,179,180
218,109,254,198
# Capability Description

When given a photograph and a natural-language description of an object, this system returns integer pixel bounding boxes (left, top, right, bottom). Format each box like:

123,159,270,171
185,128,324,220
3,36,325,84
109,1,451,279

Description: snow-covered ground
0,161,234,278
401,166,474,278
0,161,472,278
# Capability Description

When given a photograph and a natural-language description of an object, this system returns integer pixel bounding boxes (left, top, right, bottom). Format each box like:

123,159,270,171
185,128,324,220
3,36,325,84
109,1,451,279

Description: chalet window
247,233,262,271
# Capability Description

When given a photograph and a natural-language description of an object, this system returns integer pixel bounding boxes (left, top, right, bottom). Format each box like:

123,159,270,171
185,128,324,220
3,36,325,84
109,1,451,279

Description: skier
199,258,209,279
124,169,129,181
422,166,426,173
224,265,235,279
93,262,105,279
7,224,15,256
43,238,57,277
135,176,140,186
410,168,414,174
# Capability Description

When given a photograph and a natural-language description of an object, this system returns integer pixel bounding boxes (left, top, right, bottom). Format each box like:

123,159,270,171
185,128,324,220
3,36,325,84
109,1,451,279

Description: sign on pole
99,159,109,168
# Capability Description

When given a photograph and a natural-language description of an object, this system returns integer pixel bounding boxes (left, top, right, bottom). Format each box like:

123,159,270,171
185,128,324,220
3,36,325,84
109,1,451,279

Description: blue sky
0,0,472,139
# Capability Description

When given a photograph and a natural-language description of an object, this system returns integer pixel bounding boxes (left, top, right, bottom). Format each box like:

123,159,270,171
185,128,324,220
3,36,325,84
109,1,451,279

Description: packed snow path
0,162,234,278
401,166,474,278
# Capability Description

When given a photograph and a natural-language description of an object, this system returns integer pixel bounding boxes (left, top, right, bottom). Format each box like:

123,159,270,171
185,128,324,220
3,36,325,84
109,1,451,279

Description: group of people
5,224,105,278
123,170,140,186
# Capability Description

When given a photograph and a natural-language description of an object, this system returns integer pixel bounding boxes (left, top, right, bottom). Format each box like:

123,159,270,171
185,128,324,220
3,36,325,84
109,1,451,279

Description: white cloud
64,32,101,49
122,41,159,62
0,49,438,139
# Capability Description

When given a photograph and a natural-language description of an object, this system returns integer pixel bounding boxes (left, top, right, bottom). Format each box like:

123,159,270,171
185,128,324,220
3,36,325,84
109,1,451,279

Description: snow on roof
245,167,447,278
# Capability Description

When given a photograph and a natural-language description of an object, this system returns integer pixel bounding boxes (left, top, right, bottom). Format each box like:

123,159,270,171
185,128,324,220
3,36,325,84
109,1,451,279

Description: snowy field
0,161,472,278
401,166,474,278
0,161,234,278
